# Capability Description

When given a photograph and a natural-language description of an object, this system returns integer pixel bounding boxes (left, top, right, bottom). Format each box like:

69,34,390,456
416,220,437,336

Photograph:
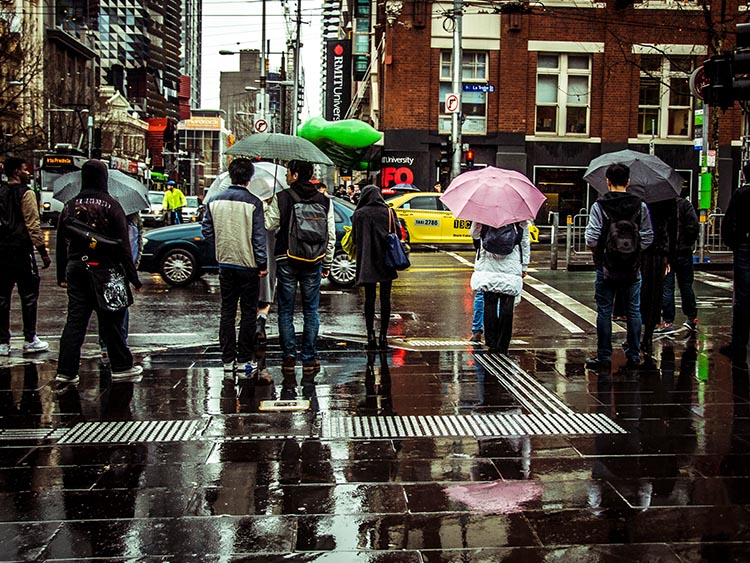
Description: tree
0,3,45,159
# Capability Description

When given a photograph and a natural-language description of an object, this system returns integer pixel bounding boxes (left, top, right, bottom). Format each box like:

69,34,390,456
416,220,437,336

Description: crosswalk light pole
450,0,463,181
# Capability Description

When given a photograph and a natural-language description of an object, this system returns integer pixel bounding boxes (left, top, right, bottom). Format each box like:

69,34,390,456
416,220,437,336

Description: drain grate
321,412,625,438
57,419,202,444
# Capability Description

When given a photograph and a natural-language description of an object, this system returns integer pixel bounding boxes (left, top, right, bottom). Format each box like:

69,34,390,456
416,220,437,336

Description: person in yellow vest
162,180,187,225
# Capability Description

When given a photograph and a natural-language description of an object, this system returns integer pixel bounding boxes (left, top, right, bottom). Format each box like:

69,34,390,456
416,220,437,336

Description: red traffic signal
465,148,475,167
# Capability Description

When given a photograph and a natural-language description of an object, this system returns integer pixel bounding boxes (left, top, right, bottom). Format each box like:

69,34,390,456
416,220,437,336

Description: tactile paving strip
57,419,202,444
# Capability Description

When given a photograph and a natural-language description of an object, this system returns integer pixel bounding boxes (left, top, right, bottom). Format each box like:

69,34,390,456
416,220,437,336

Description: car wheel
328,251,356,287
160,248,198,286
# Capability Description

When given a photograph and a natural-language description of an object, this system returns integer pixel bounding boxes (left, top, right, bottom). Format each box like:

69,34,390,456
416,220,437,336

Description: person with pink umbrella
440,167,546,354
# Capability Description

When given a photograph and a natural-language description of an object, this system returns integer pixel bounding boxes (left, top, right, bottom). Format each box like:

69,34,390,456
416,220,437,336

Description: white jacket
470,221,531,297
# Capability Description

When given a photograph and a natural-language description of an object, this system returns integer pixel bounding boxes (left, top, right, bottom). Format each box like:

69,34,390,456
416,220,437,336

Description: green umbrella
226,133,334,165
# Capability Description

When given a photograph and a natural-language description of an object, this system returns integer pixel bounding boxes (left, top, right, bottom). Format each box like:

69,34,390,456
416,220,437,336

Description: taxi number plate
453,219,472,230
415,219,439,227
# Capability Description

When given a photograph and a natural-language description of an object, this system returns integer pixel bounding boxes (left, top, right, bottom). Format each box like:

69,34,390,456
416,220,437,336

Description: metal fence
562,210,732,269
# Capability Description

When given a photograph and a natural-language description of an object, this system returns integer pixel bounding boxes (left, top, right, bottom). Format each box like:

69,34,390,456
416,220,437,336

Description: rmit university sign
325,39,352,122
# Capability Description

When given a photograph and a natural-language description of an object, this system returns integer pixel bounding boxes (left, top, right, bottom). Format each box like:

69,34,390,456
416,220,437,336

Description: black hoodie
56,160,141,288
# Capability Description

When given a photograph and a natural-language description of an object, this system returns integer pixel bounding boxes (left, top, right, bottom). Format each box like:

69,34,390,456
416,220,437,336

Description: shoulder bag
385,209,410,271
87,263,133,313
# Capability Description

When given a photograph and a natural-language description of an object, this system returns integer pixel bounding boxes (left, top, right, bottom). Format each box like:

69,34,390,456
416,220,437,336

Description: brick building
343,0,746,225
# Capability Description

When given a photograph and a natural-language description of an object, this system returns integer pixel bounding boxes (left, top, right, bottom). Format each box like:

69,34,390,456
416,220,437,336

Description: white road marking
694,271,733,292
521,290,585,334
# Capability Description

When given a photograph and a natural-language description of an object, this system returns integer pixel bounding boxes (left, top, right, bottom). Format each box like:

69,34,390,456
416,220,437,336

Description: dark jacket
643,198,677,261
722,184,750,250
56,160,141,288
675,197,699,255
352,185,398,285
274,181,335,268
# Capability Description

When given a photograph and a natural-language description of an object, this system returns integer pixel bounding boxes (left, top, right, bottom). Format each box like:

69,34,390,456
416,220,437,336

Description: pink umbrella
440,166,547,228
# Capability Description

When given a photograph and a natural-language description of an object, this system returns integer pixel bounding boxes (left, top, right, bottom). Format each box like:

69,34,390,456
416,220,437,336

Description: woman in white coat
470,221,531,354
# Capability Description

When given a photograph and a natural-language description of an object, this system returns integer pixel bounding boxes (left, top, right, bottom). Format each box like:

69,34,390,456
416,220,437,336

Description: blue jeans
661,253,697,324
276,260,322,362
594,269,642,362
472,291,484,332
732,245,750,350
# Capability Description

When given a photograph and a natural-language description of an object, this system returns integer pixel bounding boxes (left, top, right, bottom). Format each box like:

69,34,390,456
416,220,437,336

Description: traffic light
297,83,305,115
465,148,475,168
435,139,451,172
702,54,734,110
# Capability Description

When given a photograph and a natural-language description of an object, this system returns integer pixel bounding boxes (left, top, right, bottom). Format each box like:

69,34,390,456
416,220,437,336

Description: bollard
549,212,559,270
565,215,572,270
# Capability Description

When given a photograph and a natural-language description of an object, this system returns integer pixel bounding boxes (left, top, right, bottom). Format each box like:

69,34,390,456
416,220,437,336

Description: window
638,55,693,138
438,51,488,135
403,196,440,211
535,54,591,135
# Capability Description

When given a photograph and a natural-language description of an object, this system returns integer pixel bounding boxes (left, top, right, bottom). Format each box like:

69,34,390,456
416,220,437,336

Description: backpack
0,182,29,246
600,206,642,283
286,189,328,264
480,222,523,256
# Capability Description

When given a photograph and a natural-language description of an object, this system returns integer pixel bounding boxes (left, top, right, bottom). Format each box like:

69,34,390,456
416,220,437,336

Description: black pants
58,260,133,377
0,254,40,344
219,267,260,364
732,245,750,352
484,292,515,354
363,281,392,336
640,254,668,351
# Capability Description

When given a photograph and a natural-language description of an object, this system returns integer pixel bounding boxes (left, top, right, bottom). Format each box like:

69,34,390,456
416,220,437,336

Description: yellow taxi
386,193,473,245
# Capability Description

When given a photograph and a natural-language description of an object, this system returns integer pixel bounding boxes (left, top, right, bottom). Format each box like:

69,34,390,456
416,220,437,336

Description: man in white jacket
470,221,531,354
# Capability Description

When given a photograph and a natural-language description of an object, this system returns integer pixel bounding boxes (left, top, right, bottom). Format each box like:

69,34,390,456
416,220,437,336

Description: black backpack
0,182,29,245
480,222,523,256
601,207,642,283
287,189,328,264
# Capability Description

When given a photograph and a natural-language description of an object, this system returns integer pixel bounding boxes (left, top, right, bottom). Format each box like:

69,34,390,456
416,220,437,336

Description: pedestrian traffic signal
702,23,750,109
465,148,475,168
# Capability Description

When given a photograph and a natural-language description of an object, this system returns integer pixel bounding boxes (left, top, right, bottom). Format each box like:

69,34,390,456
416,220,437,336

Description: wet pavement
1,239,748,561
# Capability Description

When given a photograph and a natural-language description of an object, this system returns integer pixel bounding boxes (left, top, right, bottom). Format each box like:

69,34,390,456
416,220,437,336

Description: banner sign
325,39,352,122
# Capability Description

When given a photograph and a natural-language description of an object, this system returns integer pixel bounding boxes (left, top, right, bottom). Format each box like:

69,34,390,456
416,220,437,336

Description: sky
200,0,323,121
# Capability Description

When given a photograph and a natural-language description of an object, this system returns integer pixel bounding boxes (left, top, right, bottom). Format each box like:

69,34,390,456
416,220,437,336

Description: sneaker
55,372,80,384
469,330,483,343
111,365,143,382
0,343,8,356
302,358,321,376
585,356,611,369
22,336,49,354
683,318,699,332
654,322,675,334
223,361,236,373
238,360,258,380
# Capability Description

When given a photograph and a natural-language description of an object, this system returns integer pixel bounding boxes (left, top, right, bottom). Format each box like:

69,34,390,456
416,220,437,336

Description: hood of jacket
356,185,386,209
80,160,109,193
596,191,642,220
291,180,319,199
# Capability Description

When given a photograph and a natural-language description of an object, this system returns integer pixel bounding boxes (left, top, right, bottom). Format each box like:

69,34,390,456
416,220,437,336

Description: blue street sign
463,84,495,93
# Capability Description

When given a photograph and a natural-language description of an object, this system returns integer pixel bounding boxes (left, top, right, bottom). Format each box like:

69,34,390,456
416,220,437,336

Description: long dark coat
352,186,398,285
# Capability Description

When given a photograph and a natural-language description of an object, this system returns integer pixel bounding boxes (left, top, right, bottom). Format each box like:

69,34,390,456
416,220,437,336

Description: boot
367,330,377,351
378,332,388,350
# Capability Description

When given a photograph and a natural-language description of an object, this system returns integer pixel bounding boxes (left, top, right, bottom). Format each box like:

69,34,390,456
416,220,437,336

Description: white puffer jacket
470,221,531,297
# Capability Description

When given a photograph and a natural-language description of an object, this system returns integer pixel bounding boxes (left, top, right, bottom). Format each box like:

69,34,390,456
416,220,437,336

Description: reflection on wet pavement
1,335,750,561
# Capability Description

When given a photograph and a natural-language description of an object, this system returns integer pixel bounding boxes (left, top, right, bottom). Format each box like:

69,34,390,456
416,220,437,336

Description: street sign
445,93,460,114
463,84,495,93
254,119,269,133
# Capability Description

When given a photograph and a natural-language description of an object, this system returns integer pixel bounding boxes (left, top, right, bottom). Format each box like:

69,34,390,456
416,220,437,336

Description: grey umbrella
53,168,150,215
583,149,684,203
226,133,334,165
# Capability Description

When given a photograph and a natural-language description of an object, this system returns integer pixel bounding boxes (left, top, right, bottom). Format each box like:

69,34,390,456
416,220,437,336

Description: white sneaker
238,360,258,379
22,337,49,354
0,343,9,356
112,365,143,382
55,373,80,384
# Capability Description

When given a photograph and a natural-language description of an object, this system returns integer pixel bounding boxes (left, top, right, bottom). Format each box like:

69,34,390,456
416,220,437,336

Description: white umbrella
204,162,288,203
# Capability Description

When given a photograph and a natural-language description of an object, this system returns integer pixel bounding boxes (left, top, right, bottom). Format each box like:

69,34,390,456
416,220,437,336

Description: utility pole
450,0,463,180
291,0,302,135
259,0,267,125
